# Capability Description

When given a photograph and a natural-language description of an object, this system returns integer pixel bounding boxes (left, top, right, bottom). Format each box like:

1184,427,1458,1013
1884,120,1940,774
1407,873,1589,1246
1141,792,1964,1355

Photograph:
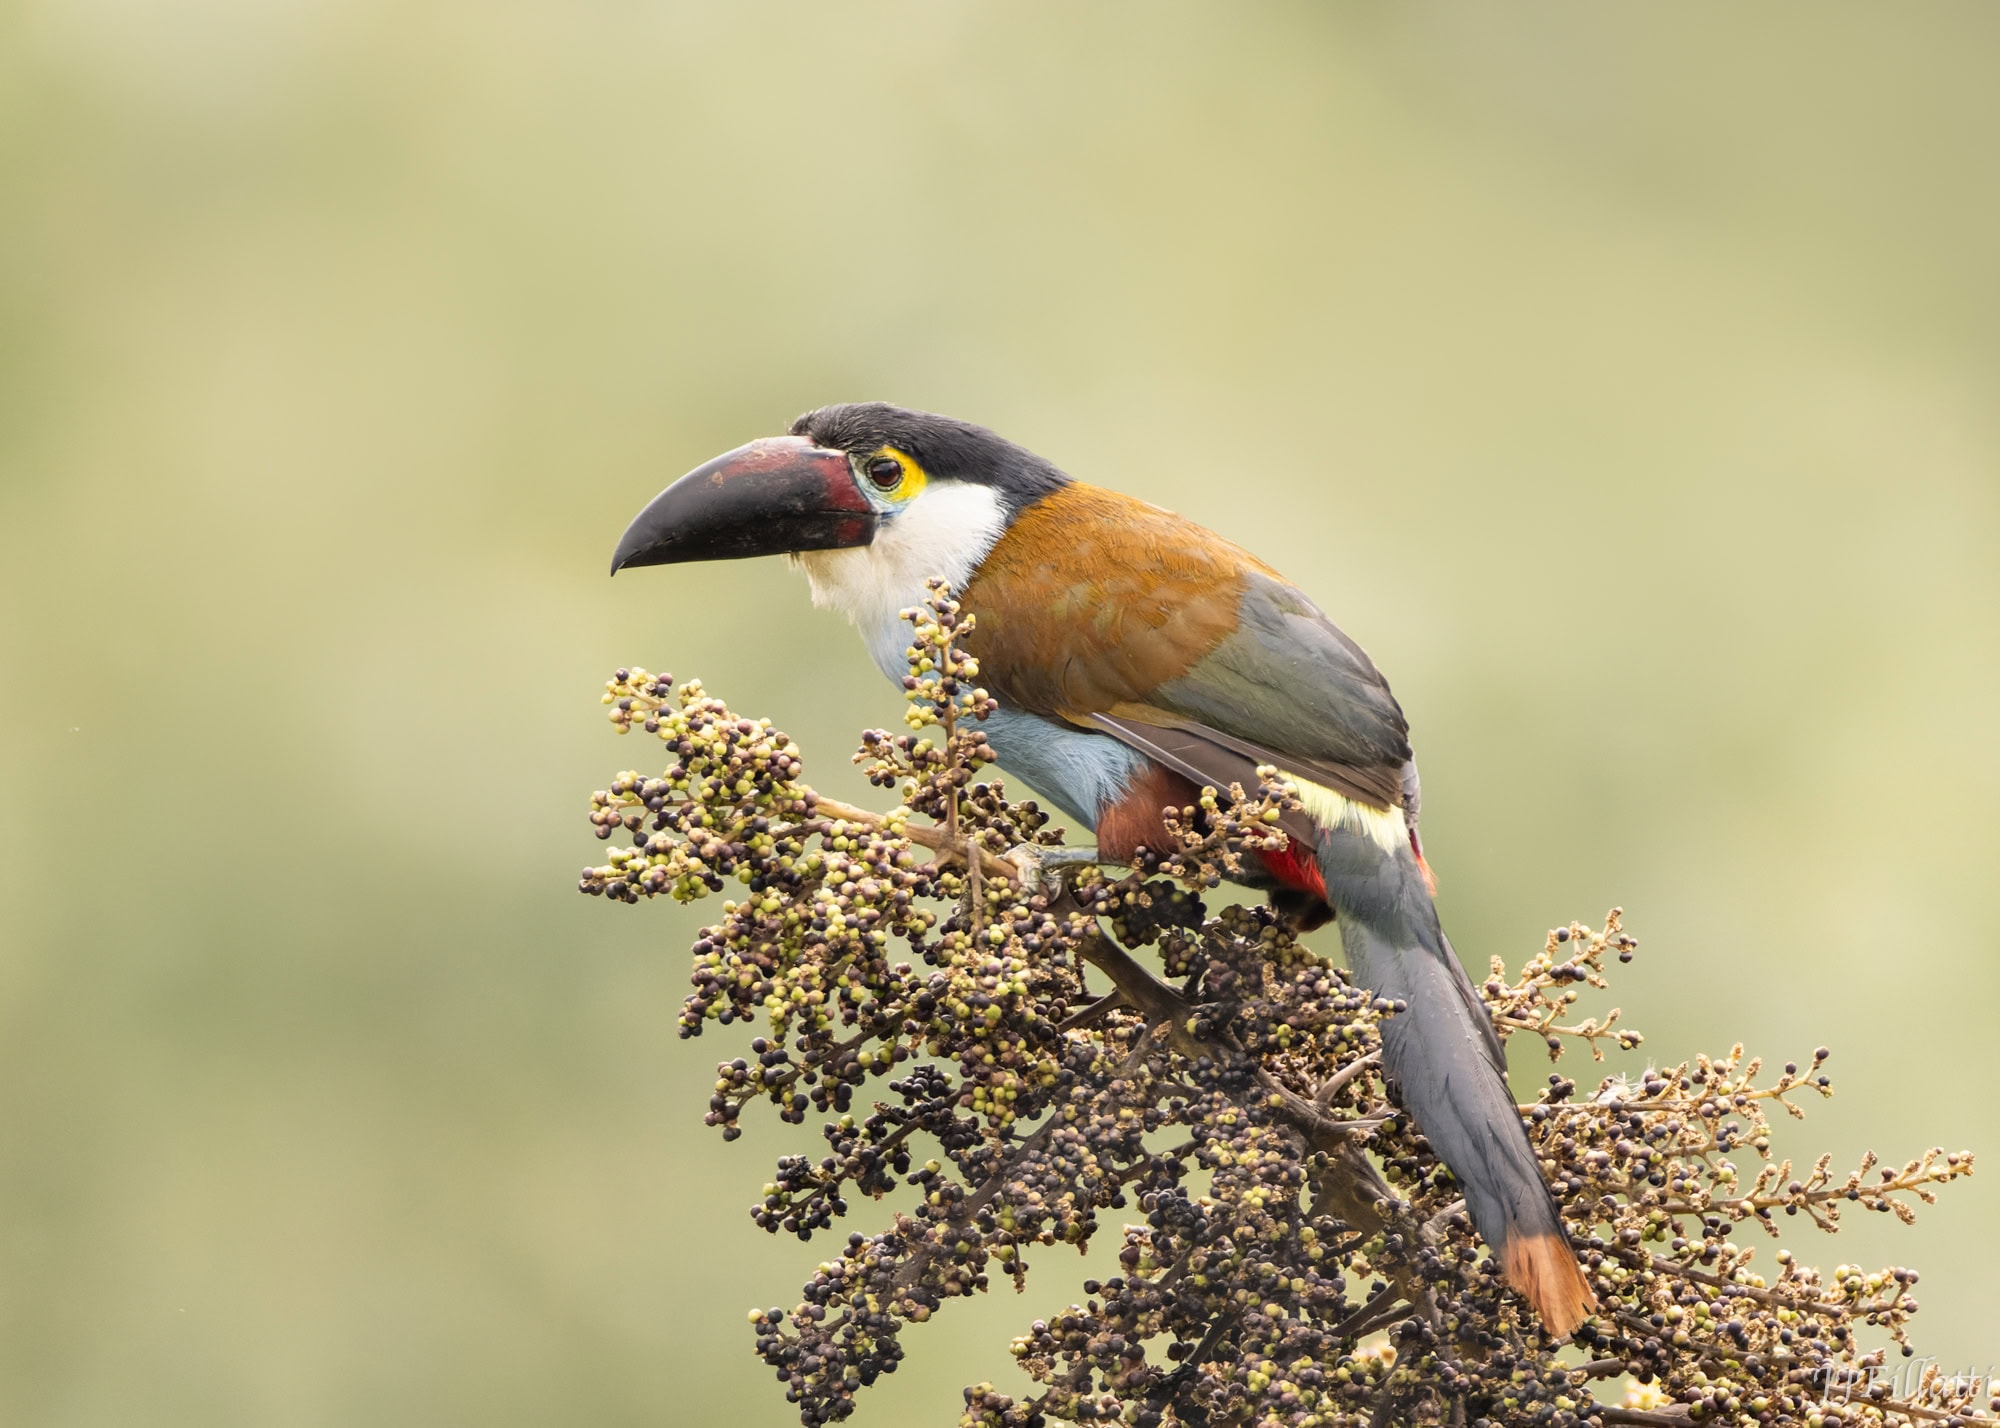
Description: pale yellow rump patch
1290,776,1408,856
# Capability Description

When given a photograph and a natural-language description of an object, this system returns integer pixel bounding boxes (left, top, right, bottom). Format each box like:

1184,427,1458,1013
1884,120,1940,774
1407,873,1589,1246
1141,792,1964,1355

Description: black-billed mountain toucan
609,403,1595,1335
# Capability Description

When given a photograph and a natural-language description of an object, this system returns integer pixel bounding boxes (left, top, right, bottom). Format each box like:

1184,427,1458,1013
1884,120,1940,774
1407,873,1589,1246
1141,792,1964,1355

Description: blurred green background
3,3,1997,1423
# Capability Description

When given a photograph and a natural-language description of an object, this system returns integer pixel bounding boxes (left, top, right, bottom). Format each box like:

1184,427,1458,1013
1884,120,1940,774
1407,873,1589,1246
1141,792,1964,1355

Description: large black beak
609,436,878,575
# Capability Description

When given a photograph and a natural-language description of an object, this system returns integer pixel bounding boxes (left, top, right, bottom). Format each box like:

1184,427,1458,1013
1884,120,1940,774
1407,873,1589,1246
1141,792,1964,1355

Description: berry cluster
582,583,1982,1428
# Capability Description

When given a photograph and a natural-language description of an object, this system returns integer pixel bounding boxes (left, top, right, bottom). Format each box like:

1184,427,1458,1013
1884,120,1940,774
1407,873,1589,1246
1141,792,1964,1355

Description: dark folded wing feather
1078,711,1323,848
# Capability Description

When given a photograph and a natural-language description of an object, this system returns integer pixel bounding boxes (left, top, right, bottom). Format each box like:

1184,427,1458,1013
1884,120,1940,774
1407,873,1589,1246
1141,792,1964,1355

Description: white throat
792,482,1007,683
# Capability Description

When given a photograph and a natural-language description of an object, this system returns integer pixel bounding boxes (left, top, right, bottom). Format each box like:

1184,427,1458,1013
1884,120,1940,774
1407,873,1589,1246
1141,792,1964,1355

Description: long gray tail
1317,820,1595,1335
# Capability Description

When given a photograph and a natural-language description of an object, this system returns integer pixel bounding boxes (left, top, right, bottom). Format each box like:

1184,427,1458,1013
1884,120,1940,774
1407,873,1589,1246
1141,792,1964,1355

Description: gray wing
1093,571,1414,811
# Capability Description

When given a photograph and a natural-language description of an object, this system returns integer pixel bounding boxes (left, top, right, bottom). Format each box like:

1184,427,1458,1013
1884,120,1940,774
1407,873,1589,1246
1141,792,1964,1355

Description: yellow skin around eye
874,447,928,505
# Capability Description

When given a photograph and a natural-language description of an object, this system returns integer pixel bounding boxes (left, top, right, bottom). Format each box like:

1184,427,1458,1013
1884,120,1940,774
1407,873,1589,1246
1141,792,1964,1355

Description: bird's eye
865,457,903,490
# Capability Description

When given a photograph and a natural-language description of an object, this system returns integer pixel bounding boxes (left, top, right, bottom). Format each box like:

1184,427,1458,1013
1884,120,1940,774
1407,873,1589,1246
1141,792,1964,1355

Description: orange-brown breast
959,483,1272,720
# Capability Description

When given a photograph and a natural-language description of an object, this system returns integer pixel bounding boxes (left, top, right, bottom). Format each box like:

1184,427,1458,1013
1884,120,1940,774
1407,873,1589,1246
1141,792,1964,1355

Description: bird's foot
1002,843,1103,897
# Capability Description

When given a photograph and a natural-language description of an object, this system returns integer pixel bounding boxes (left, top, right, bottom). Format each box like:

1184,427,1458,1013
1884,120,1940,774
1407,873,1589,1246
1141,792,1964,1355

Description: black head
610,403,1070,574
789,403,1070,518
